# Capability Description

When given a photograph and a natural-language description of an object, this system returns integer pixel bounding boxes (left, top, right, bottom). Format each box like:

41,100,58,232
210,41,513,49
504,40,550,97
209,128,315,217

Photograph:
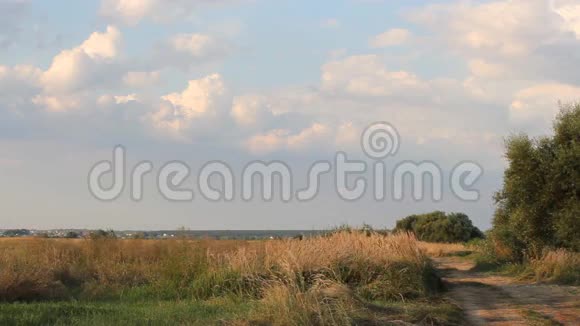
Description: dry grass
417,241,469,257
530,249,580,284
0,232,439,324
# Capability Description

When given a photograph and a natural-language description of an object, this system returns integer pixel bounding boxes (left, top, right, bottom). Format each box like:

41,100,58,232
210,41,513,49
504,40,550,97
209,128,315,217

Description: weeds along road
434,256,580,326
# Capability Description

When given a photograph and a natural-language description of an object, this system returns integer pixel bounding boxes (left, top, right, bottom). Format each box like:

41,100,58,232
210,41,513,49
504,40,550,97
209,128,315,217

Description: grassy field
0,232,465,325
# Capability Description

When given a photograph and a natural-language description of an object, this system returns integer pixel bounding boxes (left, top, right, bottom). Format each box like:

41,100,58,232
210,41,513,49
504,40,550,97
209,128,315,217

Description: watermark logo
361,122,399,159
88,122,483,202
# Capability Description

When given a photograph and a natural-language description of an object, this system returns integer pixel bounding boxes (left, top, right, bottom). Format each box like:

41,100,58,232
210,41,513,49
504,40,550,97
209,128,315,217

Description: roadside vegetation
468,103,580,285
0,231,463,325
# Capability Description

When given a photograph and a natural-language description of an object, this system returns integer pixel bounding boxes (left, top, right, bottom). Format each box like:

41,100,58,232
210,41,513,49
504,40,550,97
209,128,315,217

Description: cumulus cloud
410,0,580,85
410,0,560,57
154,33,230,69
321,55,426,97
161,73,226,119
147,74,228,140
1,0,578,161
31,94,84,113
231,95,272,127
41,26,122,93
370,28,411,48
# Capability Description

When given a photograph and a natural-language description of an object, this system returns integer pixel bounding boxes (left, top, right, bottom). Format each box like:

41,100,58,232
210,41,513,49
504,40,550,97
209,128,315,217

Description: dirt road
434,256,580,325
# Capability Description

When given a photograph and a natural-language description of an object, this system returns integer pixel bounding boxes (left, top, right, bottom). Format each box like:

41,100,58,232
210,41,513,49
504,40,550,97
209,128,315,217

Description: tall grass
417,242,470,257
530,249,580,285
0,233,436,309
466,238,580,284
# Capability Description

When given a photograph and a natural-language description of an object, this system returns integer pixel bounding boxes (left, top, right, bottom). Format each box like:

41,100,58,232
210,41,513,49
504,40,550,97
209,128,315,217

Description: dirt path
434,256,580,326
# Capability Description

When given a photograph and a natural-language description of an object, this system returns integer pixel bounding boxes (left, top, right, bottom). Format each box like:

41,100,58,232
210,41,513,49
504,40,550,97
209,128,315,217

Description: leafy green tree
394,211,483,243
492,103,580,260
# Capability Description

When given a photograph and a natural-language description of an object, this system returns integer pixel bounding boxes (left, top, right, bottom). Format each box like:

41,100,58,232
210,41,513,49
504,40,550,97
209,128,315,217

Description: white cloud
321,55,425,96
147,74,228,140
155,33,229,69
114,93,139,104
410,0,560,57
370,28,411,48
286,123,330,149
231,95,271,126
408,0,580,88
244,123,330,154
32,94,84,113
1,0,577,162
161,73,225,119
41,26,122,93
553,1,580,38
79,25,121,59
100,0,155,25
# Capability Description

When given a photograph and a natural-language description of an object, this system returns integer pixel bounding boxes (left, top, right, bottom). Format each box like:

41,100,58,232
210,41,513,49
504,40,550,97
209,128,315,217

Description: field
0,233,465,325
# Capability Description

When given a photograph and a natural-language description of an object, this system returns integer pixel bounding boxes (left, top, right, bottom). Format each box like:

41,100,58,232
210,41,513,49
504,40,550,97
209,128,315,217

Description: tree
65,231,80,239
89,229,117,239
394,211,483,243
492,103,580,260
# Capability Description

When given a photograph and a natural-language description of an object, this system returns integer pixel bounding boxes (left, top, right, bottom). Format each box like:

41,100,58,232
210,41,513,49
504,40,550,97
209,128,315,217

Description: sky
1,0,579,230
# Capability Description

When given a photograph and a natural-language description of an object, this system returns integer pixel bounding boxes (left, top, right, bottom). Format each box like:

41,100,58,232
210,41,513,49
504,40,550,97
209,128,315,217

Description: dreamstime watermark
88,122,483,202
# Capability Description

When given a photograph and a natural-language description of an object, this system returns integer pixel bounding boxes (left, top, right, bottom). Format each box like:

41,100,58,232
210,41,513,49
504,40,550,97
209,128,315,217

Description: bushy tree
394,211,483,243
65,231,80,239
492,103,580,260
89,229,117,239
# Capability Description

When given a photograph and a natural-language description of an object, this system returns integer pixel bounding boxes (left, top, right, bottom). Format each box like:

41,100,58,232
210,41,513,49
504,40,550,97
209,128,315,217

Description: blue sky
1,0,579,230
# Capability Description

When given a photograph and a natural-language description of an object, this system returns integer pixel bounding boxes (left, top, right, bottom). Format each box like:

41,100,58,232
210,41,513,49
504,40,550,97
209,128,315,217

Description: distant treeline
0,229,326,240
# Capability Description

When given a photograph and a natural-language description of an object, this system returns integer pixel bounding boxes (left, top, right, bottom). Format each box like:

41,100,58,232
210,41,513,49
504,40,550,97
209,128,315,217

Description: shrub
393,211,483,243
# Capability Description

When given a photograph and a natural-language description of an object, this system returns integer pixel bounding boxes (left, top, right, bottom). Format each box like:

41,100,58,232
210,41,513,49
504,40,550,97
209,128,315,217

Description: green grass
0,298,466,326
0,299,254,326
521,309,563,326
366,300,466,326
